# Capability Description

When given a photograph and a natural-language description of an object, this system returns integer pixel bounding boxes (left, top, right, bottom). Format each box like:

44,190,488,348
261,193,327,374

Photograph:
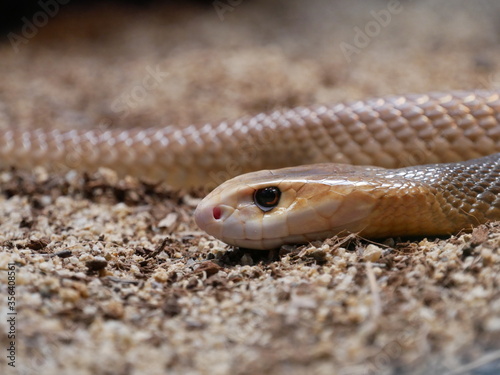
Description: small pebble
362,244,382,262
86,256,108,271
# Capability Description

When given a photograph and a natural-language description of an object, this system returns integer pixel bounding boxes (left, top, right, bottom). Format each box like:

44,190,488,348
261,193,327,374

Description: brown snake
2,90,500,249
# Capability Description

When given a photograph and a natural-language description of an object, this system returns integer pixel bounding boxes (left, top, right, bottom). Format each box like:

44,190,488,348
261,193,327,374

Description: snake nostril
213,206,222,220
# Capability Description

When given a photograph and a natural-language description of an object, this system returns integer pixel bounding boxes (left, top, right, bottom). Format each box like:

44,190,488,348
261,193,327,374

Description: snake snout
194,201,233,237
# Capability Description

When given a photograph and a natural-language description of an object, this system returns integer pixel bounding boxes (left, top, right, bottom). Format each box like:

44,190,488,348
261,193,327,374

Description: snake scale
2,90,500,249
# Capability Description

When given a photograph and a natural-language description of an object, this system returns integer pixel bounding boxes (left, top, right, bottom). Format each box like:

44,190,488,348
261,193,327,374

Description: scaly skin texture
1,90,500,189
2,90,500,249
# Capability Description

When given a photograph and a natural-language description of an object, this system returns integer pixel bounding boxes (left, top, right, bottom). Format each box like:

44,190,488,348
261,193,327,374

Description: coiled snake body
3,90,500,249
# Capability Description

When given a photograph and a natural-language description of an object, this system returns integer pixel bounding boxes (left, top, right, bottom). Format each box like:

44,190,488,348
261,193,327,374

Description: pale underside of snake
2,90,500,249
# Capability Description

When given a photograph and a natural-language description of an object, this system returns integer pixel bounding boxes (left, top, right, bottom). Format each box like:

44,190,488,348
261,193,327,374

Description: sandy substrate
1,1,500,374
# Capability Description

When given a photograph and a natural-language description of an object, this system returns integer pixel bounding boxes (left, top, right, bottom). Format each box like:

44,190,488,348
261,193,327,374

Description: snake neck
361,153,500,238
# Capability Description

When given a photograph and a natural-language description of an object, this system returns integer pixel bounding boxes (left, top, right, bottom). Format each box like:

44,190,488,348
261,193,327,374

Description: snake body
2,90,500,249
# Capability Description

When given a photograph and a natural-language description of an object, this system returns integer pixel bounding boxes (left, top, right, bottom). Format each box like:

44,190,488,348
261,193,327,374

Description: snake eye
254,186,281,212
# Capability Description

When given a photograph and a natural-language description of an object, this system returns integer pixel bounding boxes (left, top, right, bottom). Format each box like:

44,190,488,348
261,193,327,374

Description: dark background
0,0,212,33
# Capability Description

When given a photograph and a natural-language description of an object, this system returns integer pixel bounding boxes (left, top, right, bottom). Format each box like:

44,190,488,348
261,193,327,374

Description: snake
2,90,500,249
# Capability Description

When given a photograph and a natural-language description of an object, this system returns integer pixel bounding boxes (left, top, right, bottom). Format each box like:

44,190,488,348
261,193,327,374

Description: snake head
194,164,380,250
